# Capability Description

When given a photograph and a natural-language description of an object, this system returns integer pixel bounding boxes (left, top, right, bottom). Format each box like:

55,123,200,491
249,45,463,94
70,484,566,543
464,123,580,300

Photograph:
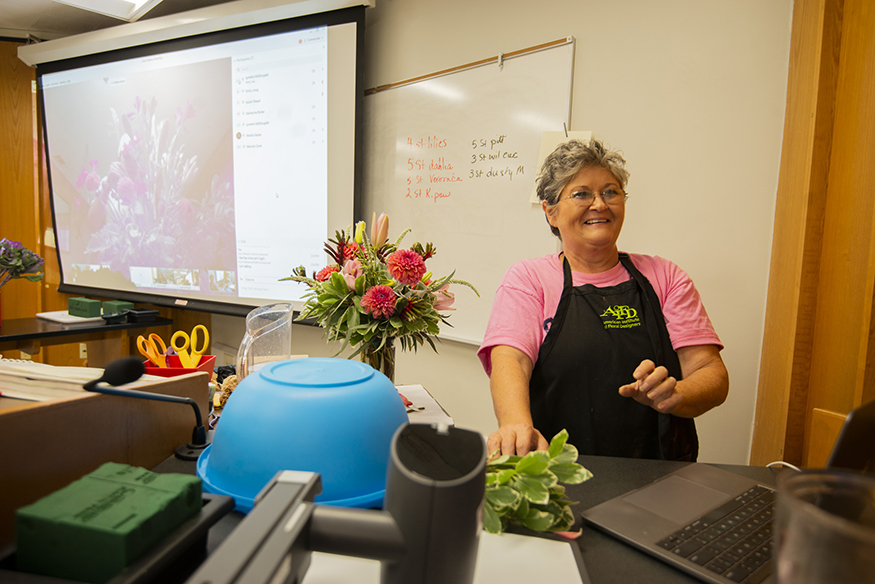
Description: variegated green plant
483,429,592,534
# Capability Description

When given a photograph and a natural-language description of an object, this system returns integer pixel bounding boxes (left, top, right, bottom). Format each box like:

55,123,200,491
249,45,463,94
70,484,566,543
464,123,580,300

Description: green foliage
280,221,477,358
483,429,593,535
0,239,45,288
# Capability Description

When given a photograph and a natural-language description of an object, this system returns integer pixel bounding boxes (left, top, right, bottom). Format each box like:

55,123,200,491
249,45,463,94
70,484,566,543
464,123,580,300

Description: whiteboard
362,40,573,345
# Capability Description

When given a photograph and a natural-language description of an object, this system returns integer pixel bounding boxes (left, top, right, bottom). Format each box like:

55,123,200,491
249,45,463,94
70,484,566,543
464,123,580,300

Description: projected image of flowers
75,95,234,275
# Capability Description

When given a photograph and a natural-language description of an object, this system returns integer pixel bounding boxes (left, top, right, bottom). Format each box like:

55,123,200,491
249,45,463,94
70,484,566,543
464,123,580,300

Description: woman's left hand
618,359,684,413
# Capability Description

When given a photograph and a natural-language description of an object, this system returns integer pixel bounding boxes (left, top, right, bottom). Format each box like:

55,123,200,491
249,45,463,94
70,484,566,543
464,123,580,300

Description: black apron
529,253,698,461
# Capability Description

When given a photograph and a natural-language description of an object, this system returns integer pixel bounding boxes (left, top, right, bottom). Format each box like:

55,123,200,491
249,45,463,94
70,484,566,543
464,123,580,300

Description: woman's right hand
487,423,549,458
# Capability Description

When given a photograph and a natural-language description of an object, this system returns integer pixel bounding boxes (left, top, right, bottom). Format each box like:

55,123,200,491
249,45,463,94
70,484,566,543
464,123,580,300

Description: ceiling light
53,0,166,22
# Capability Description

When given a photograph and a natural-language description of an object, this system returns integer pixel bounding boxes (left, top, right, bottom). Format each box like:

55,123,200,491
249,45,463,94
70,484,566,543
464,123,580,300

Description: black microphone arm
83,356,210,460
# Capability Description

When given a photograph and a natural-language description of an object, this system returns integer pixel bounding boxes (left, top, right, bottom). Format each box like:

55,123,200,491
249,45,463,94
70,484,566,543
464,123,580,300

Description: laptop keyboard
656,485,774,584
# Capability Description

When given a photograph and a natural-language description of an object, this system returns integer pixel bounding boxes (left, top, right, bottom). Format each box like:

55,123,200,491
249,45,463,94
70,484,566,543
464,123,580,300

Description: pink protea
386,249,426,286
361,285,396,319
315,265,340,282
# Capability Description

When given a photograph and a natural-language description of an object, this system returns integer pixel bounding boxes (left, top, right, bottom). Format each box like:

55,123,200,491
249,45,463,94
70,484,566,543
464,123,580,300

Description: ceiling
0,0,238,41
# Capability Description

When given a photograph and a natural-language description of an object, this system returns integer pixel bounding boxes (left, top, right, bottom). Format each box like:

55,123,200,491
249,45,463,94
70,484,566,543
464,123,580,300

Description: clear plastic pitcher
236,303,293,381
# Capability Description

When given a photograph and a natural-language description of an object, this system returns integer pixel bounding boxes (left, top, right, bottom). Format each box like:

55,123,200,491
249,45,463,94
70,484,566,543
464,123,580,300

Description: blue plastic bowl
197,358,408,512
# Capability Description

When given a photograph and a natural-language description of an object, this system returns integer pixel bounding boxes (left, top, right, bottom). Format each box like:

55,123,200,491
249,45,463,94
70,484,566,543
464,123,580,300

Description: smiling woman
545,166,627,273
477,138,729,462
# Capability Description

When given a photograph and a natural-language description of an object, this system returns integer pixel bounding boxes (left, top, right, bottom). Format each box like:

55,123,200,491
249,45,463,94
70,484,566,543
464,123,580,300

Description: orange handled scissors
171,324,209,368
137,333,168,368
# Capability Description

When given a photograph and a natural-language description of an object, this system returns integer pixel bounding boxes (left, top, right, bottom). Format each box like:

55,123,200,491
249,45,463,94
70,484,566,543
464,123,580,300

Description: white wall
215,0,793,464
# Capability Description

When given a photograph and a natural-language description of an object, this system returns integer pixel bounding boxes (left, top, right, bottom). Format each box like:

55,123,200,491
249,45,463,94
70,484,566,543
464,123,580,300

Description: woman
478,139,728,461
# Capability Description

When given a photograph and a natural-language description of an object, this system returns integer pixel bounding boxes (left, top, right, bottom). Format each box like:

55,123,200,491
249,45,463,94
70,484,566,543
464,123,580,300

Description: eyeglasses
559,187,627,206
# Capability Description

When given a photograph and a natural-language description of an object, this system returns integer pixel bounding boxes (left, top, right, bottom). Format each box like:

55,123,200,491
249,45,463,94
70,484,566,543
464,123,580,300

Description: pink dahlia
386,249,426,286
315,265,339,282
361,285,396,319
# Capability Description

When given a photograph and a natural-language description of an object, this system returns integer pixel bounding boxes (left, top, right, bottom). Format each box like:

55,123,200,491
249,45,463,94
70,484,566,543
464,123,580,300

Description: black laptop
580,399,875,584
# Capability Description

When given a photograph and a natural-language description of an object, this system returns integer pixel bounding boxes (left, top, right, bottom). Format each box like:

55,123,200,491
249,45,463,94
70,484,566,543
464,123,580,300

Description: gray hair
536,138,630,237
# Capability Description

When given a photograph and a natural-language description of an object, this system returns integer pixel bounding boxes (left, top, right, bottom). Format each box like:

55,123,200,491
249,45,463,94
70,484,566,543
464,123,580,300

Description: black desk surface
0,316,173,342
567,455,775,584
156,453,777,584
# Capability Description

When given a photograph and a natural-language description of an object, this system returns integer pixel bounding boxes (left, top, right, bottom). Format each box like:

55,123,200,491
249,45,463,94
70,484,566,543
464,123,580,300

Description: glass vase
360,337,396,384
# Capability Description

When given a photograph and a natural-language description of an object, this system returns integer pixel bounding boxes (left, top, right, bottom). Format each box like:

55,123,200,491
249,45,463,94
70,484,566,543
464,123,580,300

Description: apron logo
599,305,641,329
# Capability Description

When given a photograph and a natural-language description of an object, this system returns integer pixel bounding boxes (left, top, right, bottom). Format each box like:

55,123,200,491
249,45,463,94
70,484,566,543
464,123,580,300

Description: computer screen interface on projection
39,17,359,313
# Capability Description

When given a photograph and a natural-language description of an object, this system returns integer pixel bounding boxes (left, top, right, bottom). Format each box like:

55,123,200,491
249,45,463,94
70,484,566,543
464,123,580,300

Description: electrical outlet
79,343,87,359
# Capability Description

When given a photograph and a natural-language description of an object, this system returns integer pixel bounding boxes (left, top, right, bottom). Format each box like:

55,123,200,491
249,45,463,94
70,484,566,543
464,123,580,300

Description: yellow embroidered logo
600,305,637,320
599,305,641,329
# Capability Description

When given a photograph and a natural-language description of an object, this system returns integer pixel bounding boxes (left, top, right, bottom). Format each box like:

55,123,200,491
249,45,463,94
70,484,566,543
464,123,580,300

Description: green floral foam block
16,462,202,584
68,297,102,317
102,300,135,314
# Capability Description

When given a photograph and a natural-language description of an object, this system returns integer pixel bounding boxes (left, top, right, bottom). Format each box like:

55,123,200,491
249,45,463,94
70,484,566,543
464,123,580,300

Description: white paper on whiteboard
530,130,593,204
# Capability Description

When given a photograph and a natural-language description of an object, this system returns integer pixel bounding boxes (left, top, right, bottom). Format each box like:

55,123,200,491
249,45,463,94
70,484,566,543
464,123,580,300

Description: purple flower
84,171,101,192
75,166,88,189
75,160,99,190
116,177,136,203
176,101,196,126
0,239,44,285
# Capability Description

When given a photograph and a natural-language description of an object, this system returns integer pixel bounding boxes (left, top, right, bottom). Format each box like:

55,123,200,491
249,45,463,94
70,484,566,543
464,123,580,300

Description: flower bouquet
281,213,478,381
0,239,45,288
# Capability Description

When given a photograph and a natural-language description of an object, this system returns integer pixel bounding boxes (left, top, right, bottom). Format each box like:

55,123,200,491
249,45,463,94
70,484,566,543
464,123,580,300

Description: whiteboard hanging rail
365,37,573,95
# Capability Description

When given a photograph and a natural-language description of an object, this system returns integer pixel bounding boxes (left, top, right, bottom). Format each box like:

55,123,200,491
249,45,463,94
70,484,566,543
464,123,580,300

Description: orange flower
315,265,339,282
386,249,426,286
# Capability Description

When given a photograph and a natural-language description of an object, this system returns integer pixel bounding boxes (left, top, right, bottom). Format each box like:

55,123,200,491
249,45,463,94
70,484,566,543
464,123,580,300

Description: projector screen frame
37,5,366,318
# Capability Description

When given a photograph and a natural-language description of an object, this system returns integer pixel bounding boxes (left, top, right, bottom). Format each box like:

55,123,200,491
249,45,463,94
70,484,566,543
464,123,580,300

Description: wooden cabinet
751,0,875,467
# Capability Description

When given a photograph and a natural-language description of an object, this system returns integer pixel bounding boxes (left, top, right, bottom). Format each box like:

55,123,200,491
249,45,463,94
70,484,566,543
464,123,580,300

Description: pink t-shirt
478,252,722,375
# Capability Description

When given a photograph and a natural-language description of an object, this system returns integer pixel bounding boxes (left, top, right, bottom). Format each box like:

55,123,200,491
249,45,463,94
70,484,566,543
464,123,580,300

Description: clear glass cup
775,468,875,583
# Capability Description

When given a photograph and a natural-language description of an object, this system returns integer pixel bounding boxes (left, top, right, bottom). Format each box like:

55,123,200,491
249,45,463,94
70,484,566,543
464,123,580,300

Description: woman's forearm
489,347,535,425
486,345,548,455
672,345,729,418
